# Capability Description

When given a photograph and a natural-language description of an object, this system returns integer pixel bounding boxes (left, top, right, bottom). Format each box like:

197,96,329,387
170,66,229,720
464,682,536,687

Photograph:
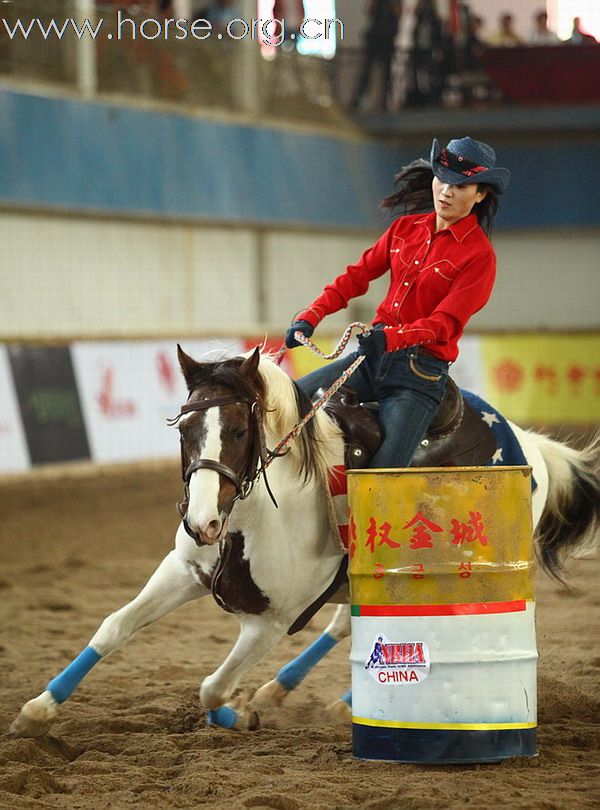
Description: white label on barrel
365,633,430,685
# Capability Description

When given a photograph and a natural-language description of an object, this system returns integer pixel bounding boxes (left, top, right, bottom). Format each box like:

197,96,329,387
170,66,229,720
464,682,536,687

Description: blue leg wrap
207,706,238,729
341,688,352,707
276,632,339,692
46,646,101,704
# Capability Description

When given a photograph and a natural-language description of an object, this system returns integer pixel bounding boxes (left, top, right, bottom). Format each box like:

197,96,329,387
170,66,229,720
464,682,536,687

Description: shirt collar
416,212,479,242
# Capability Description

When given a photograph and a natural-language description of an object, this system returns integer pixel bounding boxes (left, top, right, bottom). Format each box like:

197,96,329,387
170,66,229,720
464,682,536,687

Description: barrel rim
346,465,532,476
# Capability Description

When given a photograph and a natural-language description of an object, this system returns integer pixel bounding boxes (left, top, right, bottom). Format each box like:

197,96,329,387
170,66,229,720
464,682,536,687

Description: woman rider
285,136,511,468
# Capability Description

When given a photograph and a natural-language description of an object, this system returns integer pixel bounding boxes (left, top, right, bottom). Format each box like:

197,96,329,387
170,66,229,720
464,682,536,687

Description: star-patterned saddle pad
461,389,536,490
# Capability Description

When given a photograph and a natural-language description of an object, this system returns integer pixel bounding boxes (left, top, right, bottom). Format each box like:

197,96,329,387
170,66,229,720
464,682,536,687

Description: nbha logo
365,634,430,685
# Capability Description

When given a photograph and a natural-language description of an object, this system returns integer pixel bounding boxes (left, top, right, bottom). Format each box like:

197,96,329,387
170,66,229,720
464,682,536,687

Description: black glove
285,320,314,349
357,329,387,358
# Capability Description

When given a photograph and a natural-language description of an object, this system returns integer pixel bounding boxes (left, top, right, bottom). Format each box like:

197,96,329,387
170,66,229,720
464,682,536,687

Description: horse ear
240,346,261,380
177,344,199,386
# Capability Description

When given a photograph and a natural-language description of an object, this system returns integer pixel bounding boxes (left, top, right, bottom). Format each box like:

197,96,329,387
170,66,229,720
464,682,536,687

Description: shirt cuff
296,306,324,328
384,326,436,352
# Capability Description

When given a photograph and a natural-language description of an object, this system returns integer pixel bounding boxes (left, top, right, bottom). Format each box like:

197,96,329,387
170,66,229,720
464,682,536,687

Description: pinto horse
10,347,600,737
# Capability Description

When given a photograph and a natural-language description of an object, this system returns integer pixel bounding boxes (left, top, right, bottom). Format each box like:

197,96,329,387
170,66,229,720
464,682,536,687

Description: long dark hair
380,160,499,237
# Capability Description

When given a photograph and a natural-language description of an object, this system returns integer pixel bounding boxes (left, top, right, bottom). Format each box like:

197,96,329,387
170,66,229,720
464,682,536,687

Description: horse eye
234,429,247,441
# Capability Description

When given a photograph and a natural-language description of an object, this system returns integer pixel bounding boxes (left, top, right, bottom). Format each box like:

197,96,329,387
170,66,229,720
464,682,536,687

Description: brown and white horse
10,347,600,736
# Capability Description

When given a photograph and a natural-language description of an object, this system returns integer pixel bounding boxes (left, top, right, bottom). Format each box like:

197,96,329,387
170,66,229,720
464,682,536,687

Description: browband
180,395,251,414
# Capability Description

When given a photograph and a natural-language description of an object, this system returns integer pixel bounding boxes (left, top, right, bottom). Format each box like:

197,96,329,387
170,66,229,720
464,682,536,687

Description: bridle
168,392,281,545
170,324,370,546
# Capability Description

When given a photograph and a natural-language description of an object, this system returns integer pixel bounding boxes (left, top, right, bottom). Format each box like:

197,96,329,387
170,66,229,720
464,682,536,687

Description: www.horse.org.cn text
1,13,345,46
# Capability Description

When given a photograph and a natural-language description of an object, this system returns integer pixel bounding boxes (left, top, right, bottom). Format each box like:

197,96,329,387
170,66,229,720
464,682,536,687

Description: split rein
169,323,369,539
270,321,369,458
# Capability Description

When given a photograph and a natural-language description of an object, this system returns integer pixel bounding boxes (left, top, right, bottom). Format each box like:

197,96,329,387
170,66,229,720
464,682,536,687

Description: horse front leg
252,603,351,723
200,613,287,731
10,547,207,737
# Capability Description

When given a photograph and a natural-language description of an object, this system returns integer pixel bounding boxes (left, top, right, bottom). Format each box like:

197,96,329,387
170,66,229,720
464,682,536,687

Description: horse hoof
9,693,58,738
328,698,352,725
231,691,260,731
207,692,260,732
251,679,289,711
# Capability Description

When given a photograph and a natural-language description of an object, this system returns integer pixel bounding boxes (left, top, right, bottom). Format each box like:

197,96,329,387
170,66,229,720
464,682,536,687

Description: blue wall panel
1,89,599,230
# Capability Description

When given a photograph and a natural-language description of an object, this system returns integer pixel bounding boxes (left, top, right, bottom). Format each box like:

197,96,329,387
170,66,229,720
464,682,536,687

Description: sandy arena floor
0,462,598,809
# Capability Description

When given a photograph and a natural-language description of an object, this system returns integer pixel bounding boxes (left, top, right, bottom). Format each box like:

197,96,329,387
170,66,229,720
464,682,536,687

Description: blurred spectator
192,1,238,34
159,0,175,14
464,14,485,69
487,13,523,47
406,0,444,108
273,0,305,47
455,3,485,71
529,10,560,45
351,0,403,112
568,17,597,45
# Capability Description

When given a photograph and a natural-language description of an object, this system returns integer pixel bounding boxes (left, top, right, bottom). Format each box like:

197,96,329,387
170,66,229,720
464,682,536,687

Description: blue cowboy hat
430,137,511,194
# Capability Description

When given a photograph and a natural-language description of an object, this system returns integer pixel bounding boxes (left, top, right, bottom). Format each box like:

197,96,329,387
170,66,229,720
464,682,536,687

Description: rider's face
432,177,487,230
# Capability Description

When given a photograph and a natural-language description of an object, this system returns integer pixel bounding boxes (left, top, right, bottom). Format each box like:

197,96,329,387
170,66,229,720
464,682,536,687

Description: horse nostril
207,519,222,537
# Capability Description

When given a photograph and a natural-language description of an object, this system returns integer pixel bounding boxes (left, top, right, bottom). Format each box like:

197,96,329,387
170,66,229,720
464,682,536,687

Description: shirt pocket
389,236,410,268
424,259,461,282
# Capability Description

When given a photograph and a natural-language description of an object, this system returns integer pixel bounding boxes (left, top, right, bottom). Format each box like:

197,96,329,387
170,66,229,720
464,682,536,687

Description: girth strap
287,555,349,635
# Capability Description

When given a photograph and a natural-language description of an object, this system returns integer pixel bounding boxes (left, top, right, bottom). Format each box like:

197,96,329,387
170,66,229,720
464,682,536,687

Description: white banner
449,335,485,396
72,339,244,463
0,346,30,473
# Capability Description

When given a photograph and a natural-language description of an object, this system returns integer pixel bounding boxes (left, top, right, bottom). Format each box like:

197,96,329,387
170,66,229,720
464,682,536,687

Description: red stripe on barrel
356,600,527,617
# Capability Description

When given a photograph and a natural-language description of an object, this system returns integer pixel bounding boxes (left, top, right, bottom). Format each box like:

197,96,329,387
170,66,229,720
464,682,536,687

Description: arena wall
1,208,598,338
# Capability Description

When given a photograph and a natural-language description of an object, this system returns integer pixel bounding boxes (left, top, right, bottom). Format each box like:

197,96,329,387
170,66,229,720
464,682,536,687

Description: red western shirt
298,212,496,362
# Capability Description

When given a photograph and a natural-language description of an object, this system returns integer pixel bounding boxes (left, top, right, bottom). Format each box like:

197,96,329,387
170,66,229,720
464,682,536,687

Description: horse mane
255,353,343,486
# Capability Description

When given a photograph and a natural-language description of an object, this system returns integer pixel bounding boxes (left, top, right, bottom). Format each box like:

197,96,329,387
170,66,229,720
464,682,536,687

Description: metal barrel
348,466,537,764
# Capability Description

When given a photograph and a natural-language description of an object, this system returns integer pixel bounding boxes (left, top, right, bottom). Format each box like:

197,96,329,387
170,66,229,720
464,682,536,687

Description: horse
10,345,600,737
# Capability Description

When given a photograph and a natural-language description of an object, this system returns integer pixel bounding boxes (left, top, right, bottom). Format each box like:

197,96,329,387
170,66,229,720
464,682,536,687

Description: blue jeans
296,346,449,468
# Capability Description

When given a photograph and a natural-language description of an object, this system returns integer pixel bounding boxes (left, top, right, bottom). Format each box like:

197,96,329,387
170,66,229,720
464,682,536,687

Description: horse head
173,345,267,546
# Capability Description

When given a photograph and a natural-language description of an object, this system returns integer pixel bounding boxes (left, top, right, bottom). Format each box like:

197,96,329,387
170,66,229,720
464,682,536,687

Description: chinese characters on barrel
352,509,489,579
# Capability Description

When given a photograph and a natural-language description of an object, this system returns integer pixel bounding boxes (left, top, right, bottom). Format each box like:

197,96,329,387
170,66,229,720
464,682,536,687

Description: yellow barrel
348,466,537,763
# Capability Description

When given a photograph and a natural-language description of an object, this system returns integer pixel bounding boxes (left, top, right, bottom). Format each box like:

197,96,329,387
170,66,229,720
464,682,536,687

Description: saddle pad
327,465,349,552
460,390,536,491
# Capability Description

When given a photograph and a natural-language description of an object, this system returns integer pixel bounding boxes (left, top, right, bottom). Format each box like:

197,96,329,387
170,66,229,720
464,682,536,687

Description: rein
267,322,369,462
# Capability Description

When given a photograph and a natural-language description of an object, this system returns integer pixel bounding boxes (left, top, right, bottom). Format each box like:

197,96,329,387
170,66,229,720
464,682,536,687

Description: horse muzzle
182,510,229,547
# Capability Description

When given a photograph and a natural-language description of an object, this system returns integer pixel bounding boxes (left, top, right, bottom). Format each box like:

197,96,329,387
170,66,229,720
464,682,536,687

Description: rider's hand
285,320,314,349
357,329,387,358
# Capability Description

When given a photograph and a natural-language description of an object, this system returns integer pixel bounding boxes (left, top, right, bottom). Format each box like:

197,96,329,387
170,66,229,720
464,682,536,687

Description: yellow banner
287,339,340,379
481,334,600,425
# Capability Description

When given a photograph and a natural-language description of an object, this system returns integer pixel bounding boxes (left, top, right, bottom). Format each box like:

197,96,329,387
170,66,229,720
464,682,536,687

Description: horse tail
533,433,600,580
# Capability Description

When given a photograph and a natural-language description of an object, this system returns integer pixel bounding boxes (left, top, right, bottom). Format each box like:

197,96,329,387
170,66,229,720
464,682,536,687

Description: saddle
319,378,497,470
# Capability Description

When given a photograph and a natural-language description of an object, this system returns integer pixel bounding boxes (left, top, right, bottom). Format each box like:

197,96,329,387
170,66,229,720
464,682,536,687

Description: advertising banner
0,346,30,473
481,334,600,425
72,339,244,463
448,335,485,396
8,345,90,465
249,335,361,381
